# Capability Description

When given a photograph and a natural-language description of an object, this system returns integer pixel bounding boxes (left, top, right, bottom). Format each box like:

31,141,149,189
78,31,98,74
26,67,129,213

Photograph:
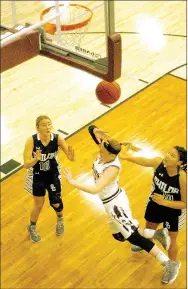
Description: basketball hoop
40,4,93,48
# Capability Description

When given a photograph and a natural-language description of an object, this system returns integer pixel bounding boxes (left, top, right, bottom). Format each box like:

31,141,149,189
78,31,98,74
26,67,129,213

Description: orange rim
40,4,93,35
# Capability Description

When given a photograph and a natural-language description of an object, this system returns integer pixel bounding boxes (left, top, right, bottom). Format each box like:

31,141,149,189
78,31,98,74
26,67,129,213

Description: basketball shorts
101,188,139,239
24,169,62,200
145,200,186,232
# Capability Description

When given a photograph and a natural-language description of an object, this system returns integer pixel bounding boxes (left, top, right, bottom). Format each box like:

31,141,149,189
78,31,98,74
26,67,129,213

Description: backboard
40,1,122,81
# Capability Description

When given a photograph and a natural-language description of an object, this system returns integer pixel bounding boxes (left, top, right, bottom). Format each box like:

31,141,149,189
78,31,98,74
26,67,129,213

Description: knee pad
50,199,64,212
127,229,155,253
112,232,126,242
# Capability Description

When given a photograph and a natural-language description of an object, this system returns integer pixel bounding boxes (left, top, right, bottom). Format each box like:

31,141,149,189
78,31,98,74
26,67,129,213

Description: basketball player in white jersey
63,125,176,282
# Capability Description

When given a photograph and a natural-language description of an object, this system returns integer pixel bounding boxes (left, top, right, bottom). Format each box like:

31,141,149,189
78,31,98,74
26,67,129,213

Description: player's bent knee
53,203,59,208
112,232,126,242
50,200,63,212
127,229,155,253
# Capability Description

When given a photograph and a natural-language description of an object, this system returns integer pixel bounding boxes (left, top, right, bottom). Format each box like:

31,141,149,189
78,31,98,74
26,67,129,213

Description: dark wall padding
1,30,40,73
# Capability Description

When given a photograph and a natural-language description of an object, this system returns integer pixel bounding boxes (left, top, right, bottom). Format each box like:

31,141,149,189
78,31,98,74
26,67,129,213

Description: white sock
156,251,169,264
143,229,155,238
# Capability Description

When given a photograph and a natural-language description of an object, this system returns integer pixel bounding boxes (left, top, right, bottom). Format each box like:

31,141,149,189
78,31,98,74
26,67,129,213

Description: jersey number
39,160,50,171
164,194,174,201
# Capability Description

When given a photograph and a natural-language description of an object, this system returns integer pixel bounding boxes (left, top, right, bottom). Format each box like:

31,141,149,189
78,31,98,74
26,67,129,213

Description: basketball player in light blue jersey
63,125,179,284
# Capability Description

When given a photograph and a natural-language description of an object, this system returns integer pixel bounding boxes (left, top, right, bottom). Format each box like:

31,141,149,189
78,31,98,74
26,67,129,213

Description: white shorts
101,188,139,239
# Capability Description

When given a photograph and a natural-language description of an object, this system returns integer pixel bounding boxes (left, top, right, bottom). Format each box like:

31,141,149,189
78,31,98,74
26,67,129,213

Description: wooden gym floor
1,74,186,289
1,1,186,288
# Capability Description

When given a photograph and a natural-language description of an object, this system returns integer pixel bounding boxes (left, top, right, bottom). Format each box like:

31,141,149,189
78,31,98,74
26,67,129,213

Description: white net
42,4,93,49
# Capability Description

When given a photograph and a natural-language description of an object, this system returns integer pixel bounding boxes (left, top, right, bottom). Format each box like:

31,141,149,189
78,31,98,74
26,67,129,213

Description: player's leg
161,216,185,284
111,205,170,266
138,227,171,250
111,205,181,284
27,179,46,242
30,195,45,223
161,232,181,284
168,231,179,260
132,200,163,252
110,204,166,248
108,214,126,242
131,221,160,252
105,188,136,243
105,189,170,249
47,174,64,235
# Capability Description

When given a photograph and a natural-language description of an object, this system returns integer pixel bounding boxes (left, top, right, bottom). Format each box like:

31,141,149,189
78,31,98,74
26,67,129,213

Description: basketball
95,81,121,104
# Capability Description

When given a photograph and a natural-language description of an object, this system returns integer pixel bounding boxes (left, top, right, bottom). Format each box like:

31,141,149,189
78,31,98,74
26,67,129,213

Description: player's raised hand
33,149,42,161
94,128,111,144
121,142,141,152
67,145,75,161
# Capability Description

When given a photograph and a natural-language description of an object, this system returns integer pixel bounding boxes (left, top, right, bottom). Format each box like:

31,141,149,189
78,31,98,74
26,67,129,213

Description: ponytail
175,146,187,173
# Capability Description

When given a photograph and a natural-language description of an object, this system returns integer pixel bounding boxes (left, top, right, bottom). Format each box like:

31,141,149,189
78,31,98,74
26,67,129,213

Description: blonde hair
36,115,51,128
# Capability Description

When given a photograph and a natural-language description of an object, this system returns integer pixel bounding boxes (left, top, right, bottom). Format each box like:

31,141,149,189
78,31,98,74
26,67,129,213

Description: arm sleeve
88,125,100,145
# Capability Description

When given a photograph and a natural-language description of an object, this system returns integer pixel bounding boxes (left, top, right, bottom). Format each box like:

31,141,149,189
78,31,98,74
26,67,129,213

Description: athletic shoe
154,228,171,250
27,224,41,243
131,245,143,252
56,218,64,235
161,260,181,284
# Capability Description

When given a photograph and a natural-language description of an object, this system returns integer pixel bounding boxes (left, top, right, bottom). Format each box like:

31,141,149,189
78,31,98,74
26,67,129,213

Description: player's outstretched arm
63,166,119,194
58,136,75,161
120,142,141,152
119,142,162,168
88,125,110,145
119,153,162,168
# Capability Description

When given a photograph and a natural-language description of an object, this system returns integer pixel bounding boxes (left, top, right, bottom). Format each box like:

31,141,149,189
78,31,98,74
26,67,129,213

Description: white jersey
92,154,139,238
92,155,121,200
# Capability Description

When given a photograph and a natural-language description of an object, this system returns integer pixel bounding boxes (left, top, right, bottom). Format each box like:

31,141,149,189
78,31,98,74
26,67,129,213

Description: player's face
100,141,110,158
163,148,181,167
37,118,52,136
